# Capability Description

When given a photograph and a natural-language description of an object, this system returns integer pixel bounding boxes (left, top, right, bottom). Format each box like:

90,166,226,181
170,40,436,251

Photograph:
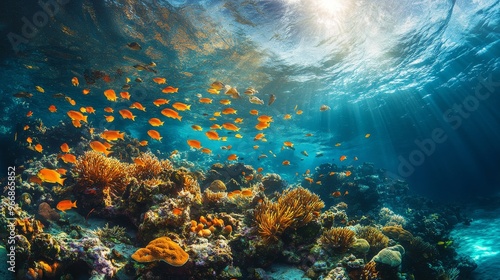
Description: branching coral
92,223,130,244
254,187,324,244
130,152,172,180
73,151,131,207
319,227,356,252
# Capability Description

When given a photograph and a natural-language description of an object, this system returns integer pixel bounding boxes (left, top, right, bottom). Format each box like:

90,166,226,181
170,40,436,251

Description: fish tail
73,200,77,208
59,177,66,186
83,115,88,123
178,116,182,121
187,105,191,110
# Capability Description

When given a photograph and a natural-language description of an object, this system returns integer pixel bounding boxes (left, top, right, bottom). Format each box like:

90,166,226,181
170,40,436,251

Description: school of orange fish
18,53,373,206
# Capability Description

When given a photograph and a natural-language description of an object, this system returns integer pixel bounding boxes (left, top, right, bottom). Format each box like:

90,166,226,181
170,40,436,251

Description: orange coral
361,260,379,280
190,215,225,237
254,187,324,243
130,152,171,180
320,227,356,252
131,237,189,266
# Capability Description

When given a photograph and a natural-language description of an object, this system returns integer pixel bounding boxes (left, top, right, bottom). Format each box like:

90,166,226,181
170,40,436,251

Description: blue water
0,1,499,277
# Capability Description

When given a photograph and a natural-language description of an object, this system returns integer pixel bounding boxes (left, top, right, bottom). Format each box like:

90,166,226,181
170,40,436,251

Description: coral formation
371,244,405,267
132,236,189,266
319,227,356,252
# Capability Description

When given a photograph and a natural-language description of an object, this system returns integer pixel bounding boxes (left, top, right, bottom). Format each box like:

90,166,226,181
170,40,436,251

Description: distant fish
268,94,276,106
13,91,33,98
127,42,142,50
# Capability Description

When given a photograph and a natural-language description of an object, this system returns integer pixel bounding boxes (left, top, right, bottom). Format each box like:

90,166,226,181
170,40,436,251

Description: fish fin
59,177,66,186
73,201,77,208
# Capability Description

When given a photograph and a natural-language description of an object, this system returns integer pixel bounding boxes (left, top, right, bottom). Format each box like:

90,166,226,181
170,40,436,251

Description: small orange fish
26,111,33,117
56,200,77,212
227,154,238,161
172,102,191,111
48,105,57,112
162,86,178,93
283,114,292,120
191,125,203,131
220,99,231,105
331,191,342,197
23,125,29,130
59,153,77,164
103,89,117,101
139,140,148,146
153,98,170,106
80,107,87,113
172,208,183,216
37,168,65,185
207,88,220,94
340,155,347,161
130,102,146,111
241,189,253,196
210,81,224,90
222,123,240,131
257,167,263,173
255,122,270,130
105,115,114,122
201,148,212,154
101,130,125,141
34,143,43,153
365,133,371,138
86,107,96,114
344,191,349,196
134,158,146,167
104,107,114,113
253,145,259,149
199,97,213,104
210,124,222,130
304,177,313,184
161,108,182,121
282,160,290,166
213,112,221,117
89,141,112,156
65,97,76,106
329,172,336,176
82,89,91,95
67,110,88,123
29,175,43,185
283,141,294,147
234,118,243,124
56,168,67,175
335,143,342,147
153,77,167,84
222,108,237,115
205,131,220,140
119,109,136,121
148,118,164,127
296,110,303,115
26,137,33,144
147,130,163,141
249,109,259,115
254,133,265,141
120,91,131,100
71,77,79,86
72,120,81,128
60,143,70,153
345,170,352,177
187,139,202,149
257,115,273,123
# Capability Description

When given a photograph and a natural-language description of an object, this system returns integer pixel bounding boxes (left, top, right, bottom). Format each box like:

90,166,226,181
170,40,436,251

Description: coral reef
132,236,189,266
319,227,356,252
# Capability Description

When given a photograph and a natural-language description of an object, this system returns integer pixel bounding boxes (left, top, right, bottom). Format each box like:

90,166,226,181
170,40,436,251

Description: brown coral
254,187,324,244
208,180,227,192
356,226,390,256
381,225,414,242
319,227,356,252
132,236,189,266
130,152,172,180
361,261,379,280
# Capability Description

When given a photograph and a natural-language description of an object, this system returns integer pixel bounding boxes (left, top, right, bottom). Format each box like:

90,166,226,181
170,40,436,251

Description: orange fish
255,122,270,130
249,109,259,115
56,200,77,212
147,130,163,141
187,139,202,149
29,176,42,185
257,167,263,173
331,191,342,197
283,141,294,147
161,108,182,121
89,141,112,156
26,111,33,117
80,107,87,113
139,140,148,146
120,91,131,100
344,191,349,196
104,107,114,113
253,145,259,149
213,112,221,117
235,134,243,139
207,88,220,94
254,133,265,141
162,86,178,93
24,125,30,130
103,89,117,101
60,143,70,153
37,168,65,185
67,110,88,123
59,153,77,164
365,133,371,138
282,160,290,165
71,77,79,86
210,81,224,90
210,124,222,130
26,137,33,144
153,98,169,106
72,120,81,128
105,115,114,122
345,170,352,177
172,208,183,216
199,97,213,104
201,148,212,154
172,102,191,111
119,109,136,121
48,105,57,112
257,115,273,123
227,154,238,161
205,131,220,140
234,118,243,124
220,99,231,105
82,89,91,95
65,97,76,106
101,130,125,141
340,155,347,161
56,168,67,175
283,114,292,120
296,110,303,115
335,143,342,147
222,123,240,131
191,125,203,131
153,77,167,84
148,118,164,127
134,158,145,167
241,189,253,196
305,177,314,184
34,143,43,153
86,107,95,114
222,108,237,115
130,102,146,111
329,172,335,176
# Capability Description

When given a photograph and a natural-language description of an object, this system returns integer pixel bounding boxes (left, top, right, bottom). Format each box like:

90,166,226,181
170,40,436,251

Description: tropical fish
118,109,136,121
283,114,292,120
172,208,183,216
331,191,342,197
268,94,276,106
71,77,79,86
127,42,142,50
148,118,164,127
254,133,265,141
24,125,29,130
153,77,167,84
222,108,237,115
283,141,294,148
82,89,91,95
59,153,77,164
191,125,203,131
320,105,331,111
101,130,125,141
26,137,33,144
104,107,114,113
345,170,352,176
234,118,243,124
37,168,65,185
199,97,213,104
207,88,220,94
210,124,221,130
210,81,224,90
139,140,148,146
147,130,163,141
122,84,131,90
65,97,76,105
85,107,96,114
340,155,347,161
133,64,157,73
130,102,146,111
227,154,238,161
282,160,290,165
255,122,270,130
105,115,114,122
172,102,191,111
365,133,371,138
253,145,259,149
48,105,57,113
13,91,33,98
249,96,264,105
35,86,45,93
235,134,243,139
257,167,263,173
205,131,220,140
26,111,33,117
244,87,258,95
56,200,77,212
201,148,212,154
120,91,131,100
72,120,81,127
162,86,178,93
56,168,67,175
161,108,182,121
103,89,117,101
301,150,309,157
249,109,259,115
222,123,240,131
89,141,112,156
34,143,43,153
67,110,88,123
225,87,240,99
153,98,170,106
296,110,303,115
187,139,202,149
335,143,342,147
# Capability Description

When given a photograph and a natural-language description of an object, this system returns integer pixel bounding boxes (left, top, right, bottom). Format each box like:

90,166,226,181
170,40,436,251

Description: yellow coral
381,226,414,242
131,237,189,266
254,187,324,243
320,227,356,252
356,226,390,255
130,152,172,180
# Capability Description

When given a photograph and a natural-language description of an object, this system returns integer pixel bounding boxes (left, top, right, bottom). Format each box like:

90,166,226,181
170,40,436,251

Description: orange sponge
131,237,189,266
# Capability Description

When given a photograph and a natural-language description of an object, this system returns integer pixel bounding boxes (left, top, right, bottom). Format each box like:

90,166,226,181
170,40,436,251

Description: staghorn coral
319,227,356,252
132,236,189,266
254,187,324,244
92,223,130,244
361,261,379,280
73,151,131,208
356,226,390,257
